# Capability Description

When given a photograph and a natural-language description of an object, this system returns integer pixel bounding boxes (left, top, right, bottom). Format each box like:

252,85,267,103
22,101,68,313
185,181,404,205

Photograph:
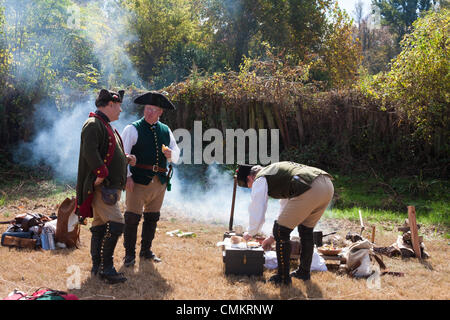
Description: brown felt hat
95,89,125,107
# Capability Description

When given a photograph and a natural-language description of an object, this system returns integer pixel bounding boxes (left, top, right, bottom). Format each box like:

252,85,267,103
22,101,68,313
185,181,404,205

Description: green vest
130,118,171,185
255,161,332,199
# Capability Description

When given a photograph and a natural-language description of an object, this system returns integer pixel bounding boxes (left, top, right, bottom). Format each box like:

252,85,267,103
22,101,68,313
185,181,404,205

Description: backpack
4,288,79,300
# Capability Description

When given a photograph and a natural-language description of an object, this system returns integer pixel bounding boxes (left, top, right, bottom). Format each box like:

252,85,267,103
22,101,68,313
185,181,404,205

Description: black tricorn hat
95,89,125,107
134,91,176,110
236,165,253,188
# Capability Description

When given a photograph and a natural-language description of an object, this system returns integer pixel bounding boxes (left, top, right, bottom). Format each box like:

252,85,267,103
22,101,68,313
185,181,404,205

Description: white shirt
247,177,269,236
121,122,181,177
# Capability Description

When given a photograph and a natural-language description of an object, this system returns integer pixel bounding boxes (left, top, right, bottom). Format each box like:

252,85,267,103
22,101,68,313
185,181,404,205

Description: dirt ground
0,200,449,300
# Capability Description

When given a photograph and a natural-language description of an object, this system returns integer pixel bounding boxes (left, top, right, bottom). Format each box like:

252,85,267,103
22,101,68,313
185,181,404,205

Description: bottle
47,230,55,250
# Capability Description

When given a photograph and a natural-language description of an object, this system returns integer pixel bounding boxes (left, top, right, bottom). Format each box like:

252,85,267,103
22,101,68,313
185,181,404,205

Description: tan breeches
125,176,167,214
277,175,334,229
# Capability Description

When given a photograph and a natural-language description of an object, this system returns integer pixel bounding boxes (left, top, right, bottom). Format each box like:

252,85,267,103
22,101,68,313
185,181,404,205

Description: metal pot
313,231,337,247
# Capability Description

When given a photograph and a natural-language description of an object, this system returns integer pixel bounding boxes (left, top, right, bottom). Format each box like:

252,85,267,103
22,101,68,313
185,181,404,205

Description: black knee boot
291,225,314,281
90,224,107,276
123,212,141,267
269,221,293,285
140,212,161,262
99,221,127,284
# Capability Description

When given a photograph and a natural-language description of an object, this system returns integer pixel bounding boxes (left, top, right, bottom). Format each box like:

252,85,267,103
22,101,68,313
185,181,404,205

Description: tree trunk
295,102,305,144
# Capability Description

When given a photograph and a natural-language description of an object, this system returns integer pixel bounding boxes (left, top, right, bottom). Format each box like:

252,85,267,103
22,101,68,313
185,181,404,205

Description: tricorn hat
95,89,125,107
134,91,176,110
236,165,253,188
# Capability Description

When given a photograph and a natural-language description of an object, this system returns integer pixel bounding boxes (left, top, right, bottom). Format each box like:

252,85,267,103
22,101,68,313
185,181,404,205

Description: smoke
81,0,143,88
14,95,137,182
161,163,278,235
6,0,332,235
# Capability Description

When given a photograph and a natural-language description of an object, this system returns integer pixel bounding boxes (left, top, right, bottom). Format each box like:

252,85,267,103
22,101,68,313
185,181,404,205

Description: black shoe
269,274,292,285
140,250,162,262
123,255,136,267
290,268,311,281
100,268,127,284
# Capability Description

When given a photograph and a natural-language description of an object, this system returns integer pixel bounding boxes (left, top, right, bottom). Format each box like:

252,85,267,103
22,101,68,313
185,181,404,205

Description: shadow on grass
70,257,173,300
223,268,323,300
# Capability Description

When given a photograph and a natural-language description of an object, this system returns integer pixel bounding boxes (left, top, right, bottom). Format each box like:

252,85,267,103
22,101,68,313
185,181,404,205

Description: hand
162,145,172,160
262,236,275,251
126,176,134,193
127,154,137,166
243,232,252,241
94,177,104,186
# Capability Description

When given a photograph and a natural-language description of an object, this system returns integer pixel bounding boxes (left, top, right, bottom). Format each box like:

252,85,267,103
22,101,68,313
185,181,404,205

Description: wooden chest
223,246,265,276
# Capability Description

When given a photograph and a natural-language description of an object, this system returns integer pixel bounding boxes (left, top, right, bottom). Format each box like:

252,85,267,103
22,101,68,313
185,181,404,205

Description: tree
372,0,437,45
355,2,397,74
318,3,363,88
368,9,449,156
201,0,261,70
125,0,205,87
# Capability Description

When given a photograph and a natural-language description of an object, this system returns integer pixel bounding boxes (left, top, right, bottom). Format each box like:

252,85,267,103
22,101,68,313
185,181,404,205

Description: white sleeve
247,177,269,236
168,127,181,164
121,125,138,177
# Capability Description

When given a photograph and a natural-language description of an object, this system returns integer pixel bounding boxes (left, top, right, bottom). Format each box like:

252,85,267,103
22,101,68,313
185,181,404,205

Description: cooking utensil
313,231,337,247
317,247,342,256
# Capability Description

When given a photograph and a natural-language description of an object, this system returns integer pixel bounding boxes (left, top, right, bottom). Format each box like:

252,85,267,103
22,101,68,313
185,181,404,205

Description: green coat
76,112,127,217
256,161,332,199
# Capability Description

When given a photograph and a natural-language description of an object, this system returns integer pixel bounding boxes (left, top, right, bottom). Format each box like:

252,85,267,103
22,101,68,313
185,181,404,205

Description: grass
0,169,449,300
330,172,450,229
0,211,449,300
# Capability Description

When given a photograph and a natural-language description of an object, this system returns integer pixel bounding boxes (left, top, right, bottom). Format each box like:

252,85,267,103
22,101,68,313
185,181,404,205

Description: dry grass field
0,193,449,300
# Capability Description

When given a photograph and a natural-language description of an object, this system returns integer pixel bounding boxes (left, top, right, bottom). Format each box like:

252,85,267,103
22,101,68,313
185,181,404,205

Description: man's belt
135,164,168,173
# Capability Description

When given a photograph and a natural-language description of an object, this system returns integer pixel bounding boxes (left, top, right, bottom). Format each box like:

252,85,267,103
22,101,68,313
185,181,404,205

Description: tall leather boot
269,221,292,285
99,221,127,284
291,224,314,281
139,212,161,262
123,211,141,267
90,224,107,276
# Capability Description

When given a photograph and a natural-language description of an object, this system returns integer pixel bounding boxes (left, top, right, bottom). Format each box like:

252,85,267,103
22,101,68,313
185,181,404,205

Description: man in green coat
121,92,180,267
76,89,136,284
236,161,334,285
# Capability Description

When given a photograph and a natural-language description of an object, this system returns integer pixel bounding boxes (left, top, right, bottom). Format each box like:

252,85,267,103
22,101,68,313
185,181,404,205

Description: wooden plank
407,206,422,259
359,210,365,235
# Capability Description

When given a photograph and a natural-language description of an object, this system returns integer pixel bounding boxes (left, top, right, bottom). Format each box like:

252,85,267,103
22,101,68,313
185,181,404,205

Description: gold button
88,191,91,194
97,170,100,174
107,154,110,156
104,159,107,163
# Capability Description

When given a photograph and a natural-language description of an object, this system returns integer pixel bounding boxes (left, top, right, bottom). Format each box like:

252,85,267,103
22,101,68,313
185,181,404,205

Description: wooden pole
229,175,238,231
371,225,376,243
407,206,421,259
